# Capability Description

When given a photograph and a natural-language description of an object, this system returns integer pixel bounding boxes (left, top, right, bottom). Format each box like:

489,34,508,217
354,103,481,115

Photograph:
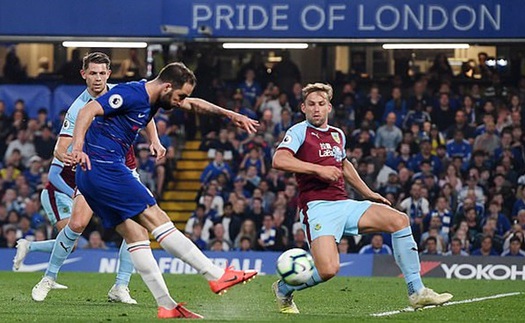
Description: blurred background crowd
1,48,525,258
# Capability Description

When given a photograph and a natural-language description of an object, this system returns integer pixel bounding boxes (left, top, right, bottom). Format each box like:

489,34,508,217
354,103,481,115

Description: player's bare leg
138,204,257,294
358,203,453,308
273,236,338,314
116,219,202,319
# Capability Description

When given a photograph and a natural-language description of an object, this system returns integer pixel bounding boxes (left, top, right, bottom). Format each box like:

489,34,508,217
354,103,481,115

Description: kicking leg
358,203,452,308
116,219,202,319
138,204,257,294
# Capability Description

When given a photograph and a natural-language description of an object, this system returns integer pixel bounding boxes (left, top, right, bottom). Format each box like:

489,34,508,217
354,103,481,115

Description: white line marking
371,292,522,317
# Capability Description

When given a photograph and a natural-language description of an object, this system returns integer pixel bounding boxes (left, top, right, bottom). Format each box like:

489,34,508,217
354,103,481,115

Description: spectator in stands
375,112,402,157
198,182,224,217
473,121,500,156
404,101,431,132
428,196,454,235
501,236,525,257
4,129,36,168
237,236,253,252
337,236,350,254
201,129,236,162
445,110,476,142
185,204,214,243
446,130,472,169
3,46,27,83
421,236,441,255
17,215,35,240
22,156,43,192
409,139,442,175
383,86,407,128
443,238,469,256
271,51,301,95
33,125,55,166
229,177,250,203
359,234,392,255
83,231,108,250
0,100,13,157
398,182,429,242
207,223,232,252
58,49,83,83
238,68,262,109
273,109,293,139
234,219,257,250
240,147,266,177
471,235,498,256
189,222,207,250
512,187,525,219
1,225,18,248
119,48,146,80
458,174,485,204
257,214,285,251
136,145,156,194
439,164,463,193
291,228,308,251
262,91,291,124
200,150,233,185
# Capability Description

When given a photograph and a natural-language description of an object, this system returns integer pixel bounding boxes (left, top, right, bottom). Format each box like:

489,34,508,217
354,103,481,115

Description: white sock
152,222,224,280
127,240,177,309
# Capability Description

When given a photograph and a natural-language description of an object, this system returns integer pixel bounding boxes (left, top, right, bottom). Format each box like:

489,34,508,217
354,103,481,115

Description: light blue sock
29,240,55,253
392,226,424,296
45,225,81,280
115,240,134,287
277,267,324,297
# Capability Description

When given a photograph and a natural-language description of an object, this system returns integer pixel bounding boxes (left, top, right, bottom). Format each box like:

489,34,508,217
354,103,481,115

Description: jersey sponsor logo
282,134,292,144
109,94,123,109
331,132,341,144
63,119,70,129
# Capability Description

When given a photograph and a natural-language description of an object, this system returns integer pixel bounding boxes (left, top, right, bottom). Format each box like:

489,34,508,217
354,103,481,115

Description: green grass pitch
1,272,524,322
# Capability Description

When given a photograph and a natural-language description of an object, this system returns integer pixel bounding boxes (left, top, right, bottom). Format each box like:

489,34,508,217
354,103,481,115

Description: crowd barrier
1,249,524,280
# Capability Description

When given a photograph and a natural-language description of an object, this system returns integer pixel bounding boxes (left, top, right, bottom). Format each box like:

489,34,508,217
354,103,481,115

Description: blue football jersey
85,81,156,163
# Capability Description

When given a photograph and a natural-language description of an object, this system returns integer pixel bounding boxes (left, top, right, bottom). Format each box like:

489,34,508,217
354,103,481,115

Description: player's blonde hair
302,83,333,101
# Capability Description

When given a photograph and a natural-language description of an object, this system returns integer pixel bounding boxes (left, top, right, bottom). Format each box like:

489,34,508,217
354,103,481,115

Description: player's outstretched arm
180,98,259,133
144,120,166,161
70,101,104,170
342,159,391,205
273,149,341,181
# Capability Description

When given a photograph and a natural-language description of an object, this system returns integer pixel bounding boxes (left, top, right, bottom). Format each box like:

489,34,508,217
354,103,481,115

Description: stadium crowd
1,51,525,259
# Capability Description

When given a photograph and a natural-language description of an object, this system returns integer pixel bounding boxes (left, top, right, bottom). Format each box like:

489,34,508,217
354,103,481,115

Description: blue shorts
40,189,73,226
299,200,372,244
76,161,156,228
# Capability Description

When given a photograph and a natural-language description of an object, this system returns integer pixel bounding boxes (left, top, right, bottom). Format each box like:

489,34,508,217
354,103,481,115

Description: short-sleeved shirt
276,121,348,208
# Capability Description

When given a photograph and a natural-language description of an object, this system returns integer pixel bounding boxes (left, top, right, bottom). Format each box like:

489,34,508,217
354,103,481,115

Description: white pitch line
371,292,522,317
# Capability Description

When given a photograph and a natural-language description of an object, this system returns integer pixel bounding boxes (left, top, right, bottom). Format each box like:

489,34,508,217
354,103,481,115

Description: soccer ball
276,248,314,286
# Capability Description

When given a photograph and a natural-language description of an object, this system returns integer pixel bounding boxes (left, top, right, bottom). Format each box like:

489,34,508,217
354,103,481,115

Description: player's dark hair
157,62,197,90
82,52,111,70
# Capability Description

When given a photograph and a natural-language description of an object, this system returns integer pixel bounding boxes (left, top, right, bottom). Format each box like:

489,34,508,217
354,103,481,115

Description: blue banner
0,249,373,276
0,0,523,40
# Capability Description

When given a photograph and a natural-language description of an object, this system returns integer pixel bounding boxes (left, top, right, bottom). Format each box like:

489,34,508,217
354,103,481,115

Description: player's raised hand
231,114,259,134
70,150,91,171
149,141,166,161
317,166,342,182
367,192,392,206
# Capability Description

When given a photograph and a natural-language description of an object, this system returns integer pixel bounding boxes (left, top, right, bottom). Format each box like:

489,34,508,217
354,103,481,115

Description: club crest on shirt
331,132,341,144
109,94,123,109
282,134,292,145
